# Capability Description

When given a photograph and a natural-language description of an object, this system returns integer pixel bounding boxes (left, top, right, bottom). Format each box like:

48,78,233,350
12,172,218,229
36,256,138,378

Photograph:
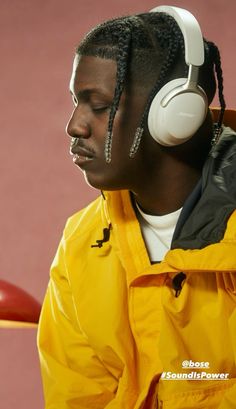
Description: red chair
0,279,41,328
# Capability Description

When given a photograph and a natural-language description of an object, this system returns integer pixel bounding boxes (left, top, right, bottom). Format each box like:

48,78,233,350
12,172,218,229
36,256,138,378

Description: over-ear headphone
148,6,208,146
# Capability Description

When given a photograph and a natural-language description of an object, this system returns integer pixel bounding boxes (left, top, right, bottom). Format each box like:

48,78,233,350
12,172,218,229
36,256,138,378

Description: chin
83,172,126,192
83,172,109,191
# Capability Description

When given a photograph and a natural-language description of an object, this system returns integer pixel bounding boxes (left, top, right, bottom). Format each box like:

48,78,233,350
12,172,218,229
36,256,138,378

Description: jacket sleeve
37,237,118,409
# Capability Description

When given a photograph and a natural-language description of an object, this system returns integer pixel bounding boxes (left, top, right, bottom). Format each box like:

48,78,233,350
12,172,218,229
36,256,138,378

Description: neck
132,164,201,216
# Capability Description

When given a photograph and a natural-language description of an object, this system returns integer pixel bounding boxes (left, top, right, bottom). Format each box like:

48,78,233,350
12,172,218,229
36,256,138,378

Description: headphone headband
147,6,208,146
150,5,204,67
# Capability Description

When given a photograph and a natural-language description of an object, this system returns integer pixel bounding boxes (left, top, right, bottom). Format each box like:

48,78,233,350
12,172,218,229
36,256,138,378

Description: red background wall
0,0,235,407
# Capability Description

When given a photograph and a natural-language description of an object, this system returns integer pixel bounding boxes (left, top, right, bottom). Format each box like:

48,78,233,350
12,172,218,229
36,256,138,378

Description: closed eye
92,106,110,113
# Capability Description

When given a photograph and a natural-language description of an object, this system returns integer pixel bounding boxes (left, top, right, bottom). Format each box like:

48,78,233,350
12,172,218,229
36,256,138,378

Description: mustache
70,137,95,155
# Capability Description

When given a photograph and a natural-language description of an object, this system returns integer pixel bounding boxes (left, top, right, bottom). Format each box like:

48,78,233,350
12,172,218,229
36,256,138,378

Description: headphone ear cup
148,78,208,146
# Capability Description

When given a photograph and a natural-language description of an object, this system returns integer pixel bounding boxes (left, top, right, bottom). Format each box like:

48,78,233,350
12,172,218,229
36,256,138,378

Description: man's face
66,55,157,191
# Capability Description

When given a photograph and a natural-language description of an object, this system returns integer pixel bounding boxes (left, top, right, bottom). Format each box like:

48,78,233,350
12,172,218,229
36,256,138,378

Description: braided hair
77,12,225,163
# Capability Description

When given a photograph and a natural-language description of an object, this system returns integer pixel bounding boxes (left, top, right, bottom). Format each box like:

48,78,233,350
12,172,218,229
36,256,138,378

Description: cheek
82,97,148,189
111,111,136,158
114,93,147,140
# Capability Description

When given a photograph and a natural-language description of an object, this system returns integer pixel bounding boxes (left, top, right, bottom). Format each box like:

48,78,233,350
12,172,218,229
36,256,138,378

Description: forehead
70,55,117,94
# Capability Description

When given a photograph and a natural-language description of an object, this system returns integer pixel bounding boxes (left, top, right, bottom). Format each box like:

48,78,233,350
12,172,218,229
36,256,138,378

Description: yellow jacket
38,116,236,409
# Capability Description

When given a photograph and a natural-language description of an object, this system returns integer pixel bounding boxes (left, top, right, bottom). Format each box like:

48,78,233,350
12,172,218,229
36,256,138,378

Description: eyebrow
69,88,112,100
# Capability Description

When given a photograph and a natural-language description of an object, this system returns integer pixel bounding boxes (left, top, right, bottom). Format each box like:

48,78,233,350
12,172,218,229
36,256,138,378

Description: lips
72,150,94,166
70,143,95,168
70,146,94,159
70,137,95,156
72,155,93,166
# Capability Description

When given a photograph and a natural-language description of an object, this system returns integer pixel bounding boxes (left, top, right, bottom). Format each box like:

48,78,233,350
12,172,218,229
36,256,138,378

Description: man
38,6,236,408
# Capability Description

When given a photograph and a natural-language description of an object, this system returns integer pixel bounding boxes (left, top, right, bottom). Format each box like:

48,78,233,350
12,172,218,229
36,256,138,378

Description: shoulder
63,195,105,243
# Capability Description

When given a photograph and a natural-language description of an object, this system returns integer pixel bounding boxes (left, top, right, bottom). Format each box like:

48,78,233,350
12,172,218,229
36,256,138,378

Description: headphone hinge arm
185,64,199,88
161,65,201,108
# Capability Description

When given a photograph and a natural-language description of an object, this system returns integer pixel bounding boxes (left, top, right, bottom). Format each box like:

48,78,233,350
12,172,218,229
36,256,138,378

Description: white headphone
148,6,208,146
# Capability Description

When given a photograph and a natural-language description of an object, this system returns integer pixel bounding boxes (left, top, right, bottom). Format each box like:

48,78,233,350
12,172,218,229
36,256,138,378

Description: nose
66,105,91,139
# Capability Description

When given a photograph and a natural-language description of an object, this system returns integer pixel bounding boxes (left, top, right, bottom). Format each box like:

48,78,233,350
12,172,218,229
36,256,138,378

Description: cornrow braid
105,23,132,163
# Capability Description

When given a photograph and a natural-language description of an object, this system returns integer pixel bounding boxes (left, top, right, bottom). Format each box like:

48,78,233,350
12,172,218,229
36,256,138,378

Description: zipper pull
91,224,112,248
172,272,186,297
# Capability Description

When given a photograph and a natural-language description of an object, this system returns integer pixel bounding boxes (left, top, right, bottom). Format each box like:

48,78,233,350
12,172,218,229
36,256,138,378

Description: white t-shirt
136,202,182,262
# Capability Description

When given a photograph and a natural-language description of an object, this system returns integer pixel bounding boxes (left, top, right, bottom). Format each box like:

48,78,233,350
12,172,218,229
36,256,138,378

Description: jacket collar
172,126,236,249
102,189,236,287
